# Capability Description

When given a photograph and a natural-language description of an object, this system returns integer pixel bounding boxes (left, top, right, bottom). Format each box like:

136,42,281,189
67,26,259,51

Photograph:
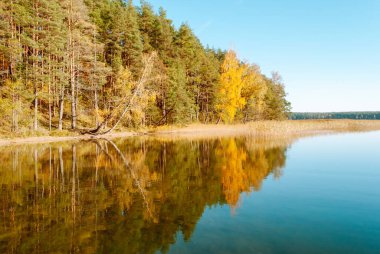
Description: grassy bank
0,120,380,146
150,120,380,138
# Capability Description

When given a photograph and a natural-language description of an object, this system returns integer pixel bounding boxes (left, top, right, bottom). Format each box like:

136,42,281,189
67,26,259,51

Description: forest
0,0,291,135
291,112,380,120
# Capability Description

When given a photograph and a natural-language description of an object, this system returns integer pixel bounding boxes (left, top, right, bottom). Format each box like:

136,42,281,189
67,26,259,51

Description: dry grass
149,120,380,139
247,119,380,136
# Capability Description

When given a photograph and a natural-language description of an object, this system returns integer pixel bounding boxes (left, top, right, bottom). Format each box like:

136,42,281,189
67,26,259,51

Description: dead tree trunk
84,53,156,135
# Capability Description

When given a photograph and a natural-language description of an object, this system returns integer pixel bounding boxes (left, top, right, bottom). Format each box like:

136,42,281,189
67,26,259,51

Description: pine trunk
69,0,76,130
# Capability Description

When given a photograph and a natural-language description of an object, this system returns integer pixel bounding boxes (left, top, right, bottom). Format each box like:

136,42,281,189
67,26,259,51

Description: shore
1,120,380,147
0,131,137,147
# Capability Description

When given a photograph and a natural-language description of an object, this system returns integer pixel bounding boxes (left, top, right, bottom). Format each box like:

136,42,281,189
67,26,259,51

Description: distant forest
0,0,290,135
291,112,380,120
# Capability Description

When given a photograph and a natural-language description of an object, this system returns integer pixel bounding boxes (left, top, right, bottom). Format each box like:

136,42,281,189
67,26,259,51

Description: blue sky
141,0,380,112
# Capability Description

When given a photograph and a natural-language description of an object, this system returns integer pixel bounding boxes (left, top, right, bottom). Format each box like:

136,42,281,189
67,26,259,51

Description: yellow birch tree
215,50,246,123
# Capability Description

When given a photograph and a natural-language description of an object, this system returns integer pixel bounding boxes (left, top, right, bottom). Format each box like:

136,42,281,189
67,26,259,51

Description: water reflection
0,137,289,253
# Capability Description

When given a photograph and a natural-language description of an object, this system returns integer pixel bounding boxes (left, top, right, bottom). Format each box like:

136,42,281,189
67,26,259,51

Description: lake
0,132,379,253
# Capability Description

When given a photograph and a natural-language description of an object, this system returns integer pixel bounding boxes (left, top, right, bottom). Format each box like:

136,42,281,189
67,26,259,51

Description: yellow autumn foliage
215,50,269,123
215,50,247,123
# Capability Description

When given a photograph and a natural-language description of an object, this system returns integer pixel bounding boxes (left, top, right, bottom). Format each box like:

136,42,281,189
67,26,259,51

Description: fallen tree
83,53,157,135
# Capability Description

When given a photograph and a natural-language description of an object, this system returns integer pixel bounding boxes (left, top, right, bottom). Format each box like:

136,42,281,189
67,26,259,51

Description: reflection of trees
216,139,248,206
215,138,287,207
0,137,288,253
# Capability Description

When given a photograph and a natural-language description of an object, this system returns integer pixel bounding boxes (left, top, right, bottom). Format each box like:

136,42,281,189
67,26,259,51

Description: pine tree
122,1,143,76
166,62,194,124
138,0,157,53
105,0,143,76
143,8,177,125
197,48,220,123
158,9,176,59
175,24,206,121
263,72,291,120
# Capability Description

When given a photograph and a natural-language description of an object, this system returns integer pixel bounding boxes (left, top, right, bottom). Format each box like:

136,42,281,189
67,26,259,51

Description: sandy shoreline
0,131,137,147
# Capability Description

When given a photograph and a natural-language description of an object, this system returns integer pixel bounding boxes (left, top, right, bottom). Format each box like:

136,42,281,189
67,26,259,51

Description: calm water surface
0,132,379,253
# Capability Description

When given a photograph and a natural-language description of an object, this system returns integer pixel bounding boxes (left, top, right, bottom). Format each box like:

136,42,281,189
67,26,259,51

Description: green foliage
166,63,194,124
263,72,292,120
